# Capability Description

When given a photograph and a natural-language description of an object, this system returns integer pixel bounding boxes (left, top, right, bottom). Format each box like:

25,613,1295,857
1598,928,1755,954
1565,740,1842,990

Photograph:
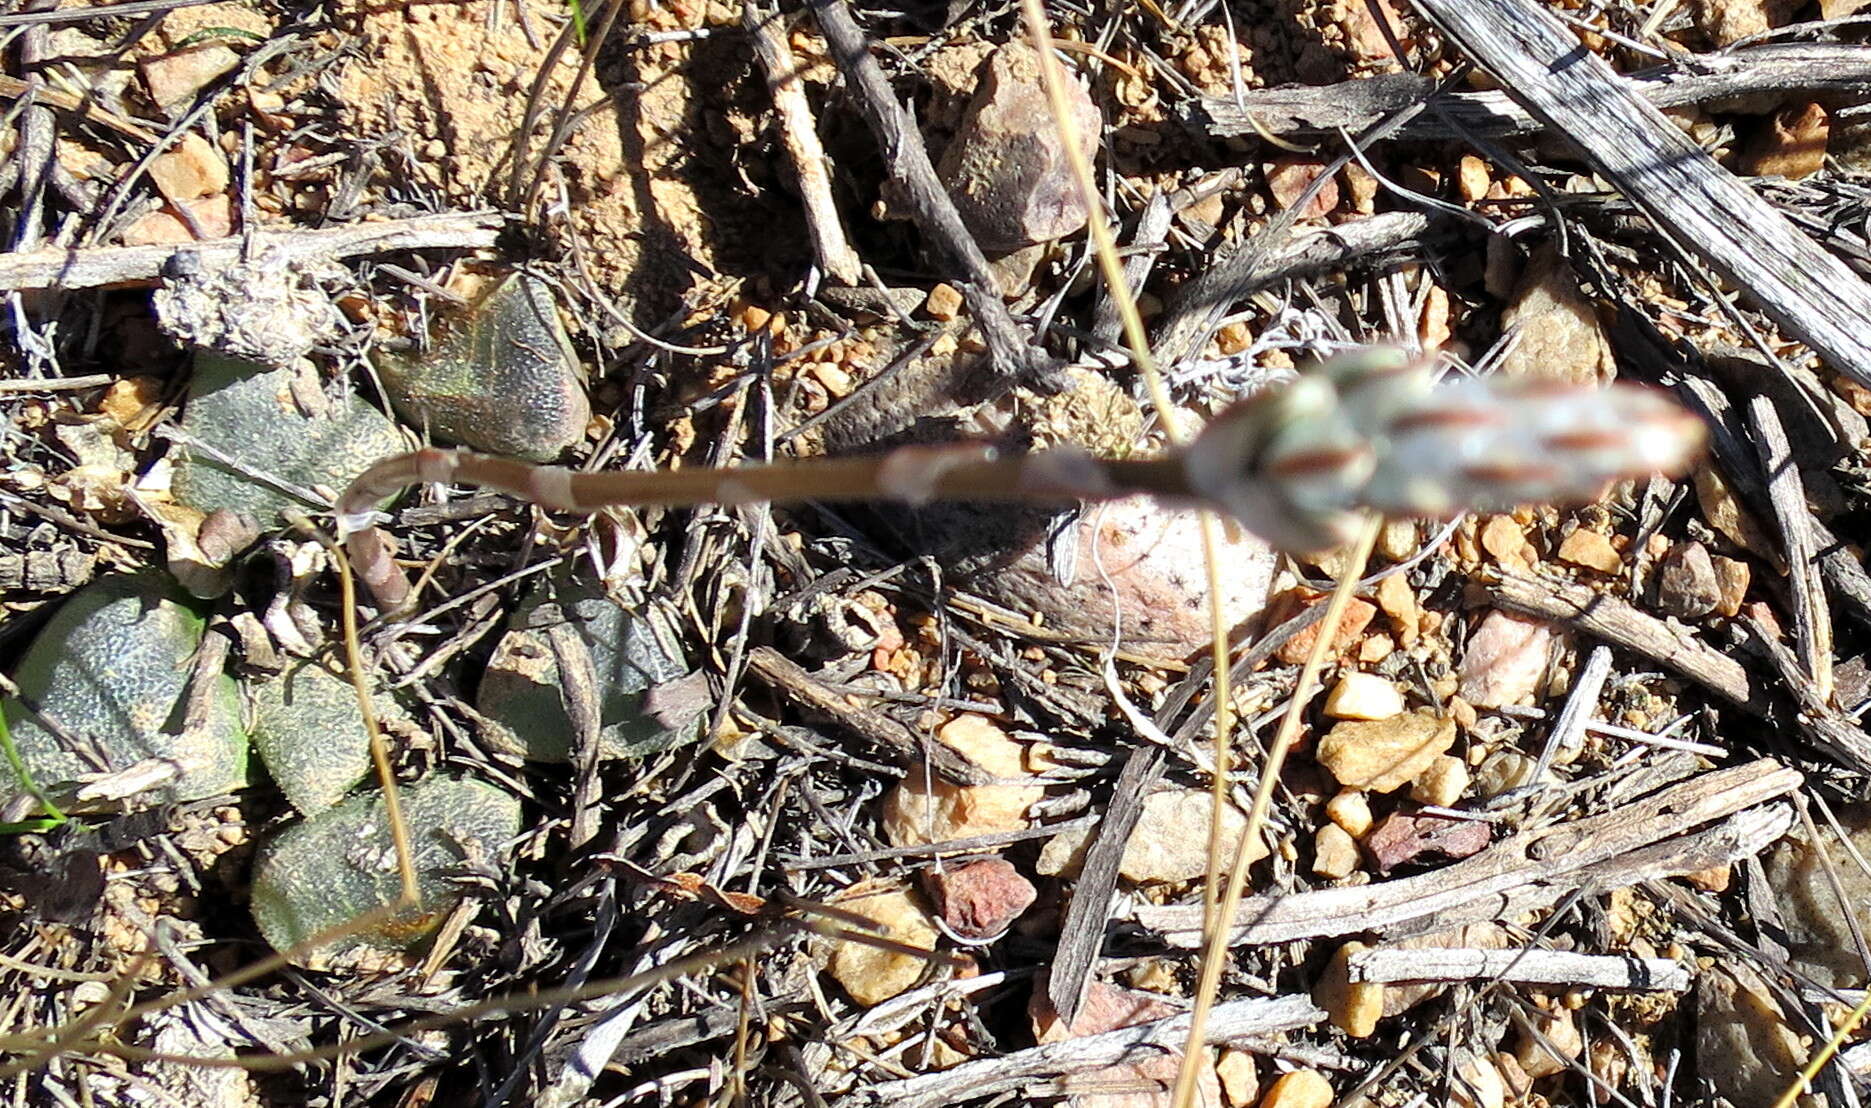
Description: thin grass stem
1169,513,1381,1108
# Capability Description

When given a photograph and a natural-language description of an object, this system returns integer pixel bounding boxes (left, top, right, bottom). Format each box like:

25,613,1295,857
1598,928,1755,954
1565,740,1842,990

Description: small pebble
823,884,939,1006
1409,754,1471,808
1374,572,1418,646
1479,515,1532,568
1323,672,1404,721
1260,1070,1333,1108
1557,528,1622,575
1495,243,1615,386
1695,962,1805,1104
924,282,964,321
1456,155,1492,202
953,491,1276,655
1693,0,1770,44
1273,595,1376,664
1216,1048,1260,1107
1365,810,1491,872
1316,710,1456,793
122,195,233,245
1131,790,1265,884
1513,1006,1582,1079
1458,610,1559,709
1265,156,1340,219
1452,1050,1508,1108
1037,787,1266,884
148,132,229,203
1124,959,1178,994
1326,790,1373,837
1683,862,1732,893
1712,554,1751,617
1376,519,1419,563
1741,100,1829,179
1761,807,1871,987
1655,540,1721,619
1215,322,1251,355
1314,942,1383,1038
141,45,239,115
884,714,1041,848
1312,823,1360,879
1695,465,1777,559
937,42,1101,253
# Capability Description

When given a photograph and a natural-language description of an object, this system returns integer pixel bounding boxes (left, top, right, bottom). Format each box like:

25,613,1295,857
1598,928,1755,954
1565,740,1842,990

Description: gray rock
477,576,707,762
374,273,588,461
937,43,1101,255
0,572,248,812
1655,540,1722,620
1694,961,1804,1106
170,351,405,527
1762,804,1871,989
249,774,521,967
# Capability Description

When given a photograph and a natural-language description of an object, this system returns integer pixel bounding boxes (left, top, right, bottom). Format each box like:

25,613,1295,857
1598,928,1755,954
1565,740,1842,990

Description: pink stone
1030,975,1223,1107
1364,811,1491,873
925,857,1037,939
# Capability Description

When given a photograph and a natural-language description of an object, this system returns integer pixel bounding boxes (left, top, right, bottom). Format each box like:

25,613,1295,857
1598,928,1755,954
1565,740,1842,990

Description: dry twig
1409,0,1871,386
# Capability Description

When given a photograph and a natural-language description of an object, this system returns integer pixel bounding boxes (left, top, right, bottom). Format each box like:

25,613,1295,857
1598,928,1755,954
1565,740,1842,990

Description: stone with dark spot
937,43,1101,255
1654,540,1721,620
1364,810,1491,873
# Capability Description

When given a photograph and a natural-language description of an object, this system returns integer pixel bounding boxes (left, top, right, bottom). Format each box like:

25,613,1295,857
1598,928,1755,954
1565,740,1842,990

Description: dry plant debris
1,0,1870,1104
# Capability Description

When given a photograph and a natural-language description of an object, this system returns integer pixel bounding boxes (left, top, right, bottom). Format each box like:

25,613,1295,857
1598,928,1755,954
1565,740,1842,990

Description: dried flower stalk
336,349,1706,608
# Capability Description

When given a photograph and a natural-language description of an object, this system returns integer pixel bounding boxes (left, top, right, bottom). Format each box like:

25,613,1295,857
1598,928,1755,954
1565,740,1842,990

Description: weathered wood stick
1134,758,1801,947
1196,43,1871,142
1348,946,1692,992
0,212,504,293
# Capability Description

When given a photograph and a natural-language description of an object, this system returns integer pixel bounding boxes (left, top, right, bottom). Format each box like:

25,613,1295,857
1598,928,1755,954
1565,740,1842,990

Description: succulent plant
0,572,248,812
248,774,522,966
248,659,382,817
477,575,707,762
170,350,405,527
372,272,589,462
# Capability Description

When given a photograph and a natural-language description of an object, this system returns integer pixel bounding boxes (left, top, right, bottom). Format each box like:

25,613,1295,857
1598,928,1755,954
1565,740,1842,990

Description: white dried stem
1348,946,1691,992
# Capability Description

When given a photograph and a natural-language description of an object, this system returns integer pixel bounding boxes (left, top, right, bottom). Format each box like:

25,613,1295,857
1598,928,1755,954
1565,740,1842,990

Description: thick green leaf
249,774,521,966
171,351,405,526
0,573,248,812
